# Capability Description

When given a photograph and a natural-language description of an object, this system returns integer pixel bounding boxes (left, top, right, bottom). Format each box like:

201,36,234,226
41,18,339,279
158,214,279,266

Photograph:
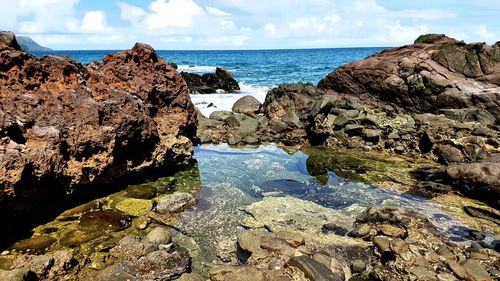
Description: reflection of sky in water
193,144,495,245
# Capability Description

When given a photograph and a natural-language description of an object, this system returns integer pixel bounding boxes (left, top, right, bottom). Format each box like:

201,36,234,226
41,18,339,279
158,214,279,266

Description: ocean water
33,48,386,116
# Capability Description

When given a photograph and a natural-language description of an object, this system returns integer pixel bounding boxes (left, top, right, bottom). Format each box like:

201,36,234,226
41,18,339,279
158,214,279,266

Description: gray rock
146,227,172,245
232,95,262,116
210,110,234,122
362,129,382,143
351,260,366,273
155,192,197,214
92,264,138,281
287,255,343,281
461,259,492,281
0,269,37,281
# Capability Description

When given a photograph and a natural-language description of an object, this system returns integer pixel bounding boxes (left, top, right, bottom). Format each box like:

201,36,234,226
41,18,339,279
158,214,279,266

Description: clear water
174,144,491,267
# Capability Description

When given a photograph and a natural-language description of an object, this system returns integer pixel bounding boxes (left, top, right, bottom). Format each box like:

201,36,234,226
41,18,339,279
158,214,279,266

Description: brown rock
0,36,197,224
318,36,500,118
462,259,492,281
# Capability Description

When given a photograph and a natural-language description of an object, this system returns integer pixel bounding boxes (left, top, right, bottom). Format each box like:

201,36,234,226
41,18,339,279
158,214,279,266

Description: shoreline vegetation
0,30,499,280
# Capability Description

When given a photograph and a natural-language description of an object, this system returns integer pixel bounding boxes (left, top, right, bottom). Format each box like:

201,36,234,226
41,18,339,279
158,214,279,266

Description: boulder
318,35,500,118
263,83,320,127
181,67,240,94
232,95,262,116
0,30,22,50
0,35,197,229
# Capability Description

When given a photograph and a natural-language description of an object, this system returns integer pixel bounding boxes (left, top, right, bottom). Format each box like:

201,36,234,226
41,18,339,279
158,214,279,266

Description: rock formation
181,67,240,94
0,31,197,220
318,35,500,119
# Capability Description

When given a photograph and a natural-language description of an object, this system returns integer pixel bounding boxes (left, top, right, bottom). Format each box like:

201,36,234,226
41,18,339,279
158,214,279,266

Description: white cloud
146,0,204,30
264,23,276,36
160,36,193,43
210,35,248,46
206,6,231,17
384,20,429,44
476,25,496,41
81,11,109,33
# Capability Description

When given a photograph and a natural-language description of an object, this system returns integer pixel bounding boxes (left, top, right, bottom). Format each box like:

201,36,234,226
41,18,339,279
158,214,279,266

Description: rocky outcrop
348,206,499,280
181,67,240,94
0,31,197,225
318,36,500,119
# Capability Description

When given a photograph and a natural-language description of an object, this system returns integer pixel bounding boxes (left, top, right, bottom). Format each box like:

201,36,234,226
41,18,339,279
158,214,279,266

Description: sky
0,0,498,50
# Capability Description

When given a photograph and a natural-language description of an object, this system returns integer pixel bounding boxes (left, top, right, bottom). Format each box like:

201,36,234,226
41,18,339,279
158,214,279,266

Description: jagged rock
318,36,500,118
0,30,22,50
0,34,197,235
0,269,37,281
181,67,240,94
12,250,76,279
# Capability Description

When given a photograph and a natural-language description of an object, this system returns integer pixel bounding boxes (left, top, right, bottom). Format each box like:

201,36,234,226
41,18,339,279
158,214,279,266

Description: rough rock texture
232,95,262,117
181,67,240,94
318,36,500,119
0,32,197,206
348,206,499,281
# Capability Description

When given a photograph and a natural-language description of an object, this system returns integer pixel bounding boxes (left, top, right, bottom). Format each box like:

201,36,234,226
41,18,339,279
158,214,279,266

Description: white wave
177,65,217,72
190,82,273,117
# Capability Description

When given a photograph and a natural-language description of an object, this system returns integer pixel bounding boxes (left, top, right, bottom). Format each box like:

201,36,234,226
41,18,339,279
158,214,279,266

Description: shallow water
174,144,495,267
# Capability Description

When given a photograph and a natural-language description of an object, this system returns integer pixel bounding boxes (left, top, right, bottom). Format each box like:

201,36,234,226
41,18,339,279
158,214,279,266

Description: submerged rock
78,209,131,232
155,192,197,214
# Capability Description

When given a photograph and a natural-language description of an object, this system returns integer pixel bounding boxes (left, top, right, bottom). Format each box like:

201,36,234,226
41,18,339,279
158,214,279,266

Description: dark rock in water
181,67,240,94
287,255,343,281
78,209,131,232
155,192,197,214
58,229,102,248
57,199,105,221
258,179,309,197
322,223,349,236
9,236,56,254
468,230,486,241
124,184,157,199
232,95,262,117
463,206,500,224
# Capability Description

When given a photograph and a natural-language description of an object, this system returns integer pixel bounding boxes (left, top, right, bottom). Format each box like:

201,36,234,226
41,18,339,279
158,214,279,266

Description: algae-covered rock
8,236,56,254
78,209,131,232
115,198,153,217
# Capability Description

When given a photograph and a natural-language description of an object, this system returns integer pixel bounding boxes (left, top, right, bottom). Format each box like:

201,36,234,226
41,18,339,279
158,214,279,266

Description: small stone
378,224,406,238
275,231,305,248
350,224,372,238
461,259,492,281
351,260,366,273
373,236,391,254
146,227,172,245
390,238,409,254
155,192,196,214
411,266,437,280
394,145,405,153
322,223,349,236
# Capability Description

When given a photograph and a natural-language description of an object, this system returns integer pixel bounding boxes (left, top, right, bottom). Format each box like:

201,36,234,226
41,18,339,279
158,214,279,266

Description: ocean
33,48,387,116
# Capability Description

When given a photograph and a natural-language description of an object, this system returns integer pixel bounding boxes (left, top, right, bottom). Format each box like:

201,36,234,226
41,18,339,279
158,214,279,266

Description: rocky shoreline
0,31,499,280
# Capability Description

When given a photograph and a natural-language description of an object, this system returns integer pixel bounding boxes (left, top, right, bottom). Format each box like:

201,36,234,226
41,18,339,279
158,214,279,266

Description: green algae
302,146,438,190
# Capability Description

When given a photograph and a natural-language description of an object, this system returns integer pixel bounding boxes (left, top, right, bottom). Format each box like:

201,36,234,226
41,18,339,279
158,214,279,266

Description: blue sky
0,0,498,50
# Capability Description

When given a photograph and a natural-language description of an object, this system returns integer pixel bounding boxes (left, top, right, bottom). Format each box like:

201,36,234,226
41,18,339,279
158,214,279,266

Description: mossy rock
115,198,153,217
78,209,131,232
414,34,446,44
124,184,157,199
9,236,56,254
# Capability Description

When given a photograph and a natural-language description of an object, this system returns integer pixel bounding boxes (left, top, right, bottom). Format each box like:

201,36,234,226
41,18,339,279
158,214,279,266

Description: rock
0,269,37,281
155,192,197,214
351,260,366,273
276,231,305,248
434,144,465,165
447,261,467,279
223,267,267,281
259,236,291,252
92,264,138,281
146,226,172,245
373,236,391,254
0,37,196,229
8,236,56,254
78,209,131,232
377,224,406,238
462,259,492,281
110,233,190,280
362,129,382,143
263,83,319,126
181,67,240,93
287,255,344,281
318,36,500,119
210,110,234,122
232,95,262,116
411,266,437,280
177,273,207,281
445,160,500,208
114,198,153,217
12,250,76,279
